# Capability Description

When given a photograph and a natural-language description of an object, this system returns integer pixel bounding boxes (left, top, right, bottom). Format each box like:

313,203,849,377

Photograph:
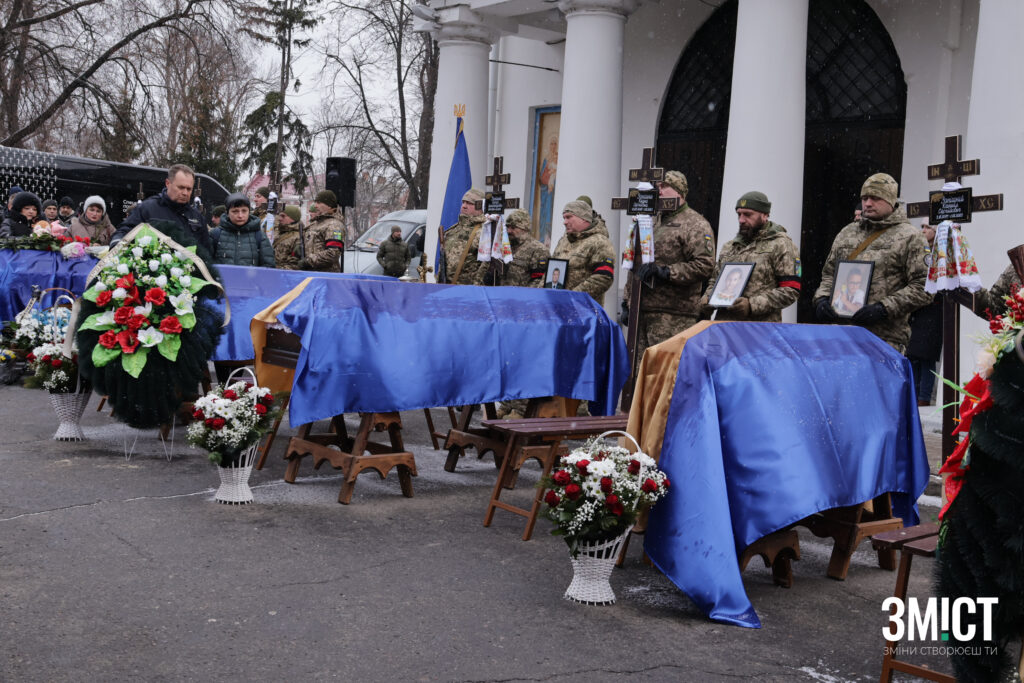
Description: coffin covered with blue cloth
252,277,629,427
0,250,97,322
630,322,930,629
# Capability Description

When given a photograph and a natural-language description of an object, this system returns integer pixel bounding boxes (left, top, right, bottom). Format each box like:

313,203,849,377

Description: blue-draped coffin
269,278,629,426
0,250,97,321
643,323,930,629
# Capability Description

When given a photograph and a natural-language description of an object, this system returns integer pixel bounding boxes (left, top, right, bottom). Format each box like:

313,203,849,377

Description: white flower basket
564,529,632,605
50,388,91,441
214,442,260,504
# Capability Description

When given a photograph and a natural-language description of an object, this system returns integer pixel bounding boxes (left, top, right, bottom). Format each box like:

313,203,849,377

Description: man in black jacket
111,164,210,252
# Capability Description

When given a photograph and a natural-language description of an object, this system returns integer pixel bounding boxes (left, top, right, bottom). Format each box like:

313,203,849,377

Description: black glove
726,297,751,320
618,300,629,325
699,302,715,320
297,258,312,271
851,302,887,326
814,297,839,323
636,263,670,284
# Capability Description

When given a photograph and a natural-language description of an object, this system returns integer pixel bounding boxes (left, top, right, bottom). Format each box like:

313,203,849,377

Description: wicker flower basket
50,386,91,441
563,530,632,605
214,442,260,504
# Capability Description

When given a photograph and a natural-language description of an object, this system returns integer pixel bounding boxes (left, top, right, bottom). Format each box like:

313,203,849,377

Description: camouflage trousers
635,311,699,364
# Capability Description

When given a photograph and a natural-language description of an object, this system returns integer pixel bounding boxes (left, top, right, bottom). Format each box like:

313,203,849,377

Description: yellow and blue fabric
633,322,929,628
253,278,628,426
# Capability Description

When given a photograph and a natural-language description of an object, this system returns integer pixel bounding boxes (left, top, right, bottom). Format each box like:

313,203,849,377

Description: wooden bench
872,523,954,683
481,415,628,541
793,493,904,580
739,529,801,589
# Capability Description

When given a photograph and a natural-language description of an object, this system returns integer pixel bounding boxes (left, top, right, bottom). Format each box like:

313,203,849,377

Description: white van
343,209,427,278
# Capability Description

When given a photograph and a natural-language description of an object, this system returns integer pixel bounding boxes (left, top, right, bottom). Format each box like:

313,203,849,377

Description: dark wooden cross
904,135,1005,462
477,156,521,284
612,147,680,411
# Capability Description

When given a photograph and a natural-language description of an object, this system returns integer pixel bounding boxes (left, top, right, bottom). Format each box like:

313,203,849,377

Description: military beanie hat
255,186,270,198
283,205,302,222
315,189,338,208
212,205,226,217
462,188,484,204
505,208,530,229
663,170,688,198
736,191,771,214
860,173,898,207
562,200,593,224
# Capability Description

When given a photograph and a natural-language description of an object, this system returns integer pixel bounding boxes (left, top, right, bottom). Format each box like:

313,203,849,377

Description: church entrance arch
656,0,906,321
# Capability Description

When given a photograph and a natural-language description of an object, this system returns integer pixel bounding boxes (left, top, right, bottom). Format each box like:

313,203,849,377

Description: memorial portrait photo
831,260,873,318
709,262,754,307
544,258,568,289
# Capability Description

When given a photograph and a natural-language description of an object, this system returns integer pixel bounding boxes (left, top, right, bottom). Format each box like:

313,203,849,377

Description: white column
422,9,496,281
960,0,1024,377
717,0,808,322
552,0,638,294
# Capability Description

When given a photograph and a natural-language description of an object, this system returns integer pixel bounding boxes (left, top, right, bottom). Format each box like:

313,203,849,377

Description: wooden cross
903,135,1005,462
477,156,520,213
906,135,1004,219
612,147,679,411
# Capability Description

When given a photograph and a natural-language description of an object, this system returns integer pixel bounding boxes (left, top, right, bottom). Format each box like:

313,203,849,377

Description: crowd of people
1,186,116,244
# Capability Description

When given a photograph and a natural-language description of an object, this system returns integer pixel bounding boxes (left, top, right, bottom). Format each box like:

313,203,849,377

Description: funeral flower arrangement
8,305,71,350
975,284,1024,378
186,381,280,467
25,343,80,393
0,231,88,257
78,225,216,379
540,437,671,556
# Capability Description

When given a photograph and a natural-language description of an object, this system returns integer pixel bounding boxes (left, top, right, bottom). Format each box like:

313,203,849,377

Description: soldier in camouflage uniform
376,225,412,277
298,190,345,273
700,191,801,321
969,264,1021,318
623,170,715,360
814,173,932,352
444,188,487,285
273,205,304,270
552,200,616,304
483,209,548,287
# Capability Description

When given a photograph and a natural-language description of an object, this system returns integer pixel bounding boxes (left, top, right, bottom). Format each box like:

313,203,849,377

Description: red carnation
113,306,134,325
255,403,267,415
127,314,148,331
51,358,62,368
41,355,51,363
628,459,641,475
192,409,205,421
115,273,135,289
600,476,613,493
159,316,182,334
95,290,113,307
575,459,590,476
260,394,275,406
565,483,582,501
663,477,671,489
115,329,139,354
98,331,118,349
544,490,561,507
144,287,166,306
605,494,619,506
25,353,35,361
641,478,658,493
206,417,226,430
552,470,571,486
222,390,238,400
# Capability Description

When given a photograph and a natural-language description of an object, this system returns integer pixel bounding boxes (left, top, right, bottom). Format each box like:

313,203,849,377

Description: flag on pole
435,105,472,282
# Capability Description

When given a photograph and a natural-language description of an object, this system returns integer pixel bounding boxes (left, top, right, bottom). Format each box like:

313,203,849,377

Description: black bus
0,146,231,226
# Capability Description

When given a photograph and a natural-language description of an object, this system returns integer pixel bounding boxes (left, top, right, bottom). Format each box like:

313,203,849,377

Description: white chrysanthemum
160,252,173,264
148,259,160,272
170,267,184,278
178,275,192,288
131,247,144,259
153,274,167,288
112,287,127,299
588,459,616,478
136,327,164,347
117,263,130,274
94,282,107,292
138,235,153,247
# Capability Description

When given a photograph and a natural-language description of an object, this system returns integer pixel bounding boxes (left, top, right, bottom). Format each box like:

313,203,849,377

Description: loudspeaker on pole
325,157,356,208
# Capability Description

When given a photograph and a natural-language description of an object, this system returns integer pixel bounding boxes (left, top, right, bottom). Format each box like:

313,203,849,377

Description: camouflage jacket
304,212,345,273
552,220,615,304
701,221,801,322
974,264,1021,317
814,204,932,349
274,222,303,270
489,235,549,287
625,205,716,316
377,236,411,277
444,214,486,285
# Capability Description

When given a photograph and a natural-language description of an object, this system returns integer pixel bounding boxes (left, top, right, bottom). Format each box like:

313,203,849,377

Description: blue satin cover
272,278,628,426
0,250,97,321
644,323,930,628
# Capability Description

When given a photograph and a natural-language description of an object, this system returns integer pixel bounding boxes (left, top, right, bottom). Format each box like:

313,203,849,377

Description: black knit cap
11,191,42,216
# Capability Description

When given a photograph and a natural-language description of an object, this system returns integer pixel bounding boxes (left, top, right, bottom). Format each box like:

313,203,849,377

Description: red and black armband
325,230,345,250
776,274,801,290
593,257,614,277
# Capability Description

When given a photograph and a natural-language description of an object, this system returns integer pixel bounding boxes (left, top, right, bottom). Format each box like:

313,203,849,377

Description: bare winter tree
317,0,437,210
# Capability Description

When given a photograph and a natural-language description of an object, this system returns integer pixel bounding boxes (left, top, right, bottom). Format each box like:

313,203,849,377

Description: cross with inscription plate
474,156,521,284
612,147,679,410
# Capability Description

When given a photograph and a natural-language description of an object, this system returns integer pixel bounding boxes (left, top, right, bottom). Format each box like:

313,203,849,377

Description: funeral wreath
540,434,670,557
186,380,281,467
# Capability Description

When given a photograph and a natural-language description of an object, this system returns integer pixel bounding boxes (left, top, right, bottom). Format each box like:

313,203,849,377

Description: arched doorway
656,0,906,320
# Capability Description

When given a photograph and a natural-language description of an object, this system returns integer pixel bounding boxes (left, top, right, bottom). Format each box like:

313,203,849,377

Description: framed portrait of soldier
544,258,568,289
708,262,754,307
831,260,874,318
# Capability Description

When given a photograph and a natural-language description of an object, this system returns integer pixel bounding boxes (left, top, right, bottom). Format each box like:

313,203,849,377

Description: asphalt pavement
0,383,964,682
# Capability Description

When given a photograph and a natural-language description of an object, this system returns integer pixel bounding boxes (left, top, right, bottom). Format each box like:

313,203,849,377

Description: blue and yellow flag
436,106,472,282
